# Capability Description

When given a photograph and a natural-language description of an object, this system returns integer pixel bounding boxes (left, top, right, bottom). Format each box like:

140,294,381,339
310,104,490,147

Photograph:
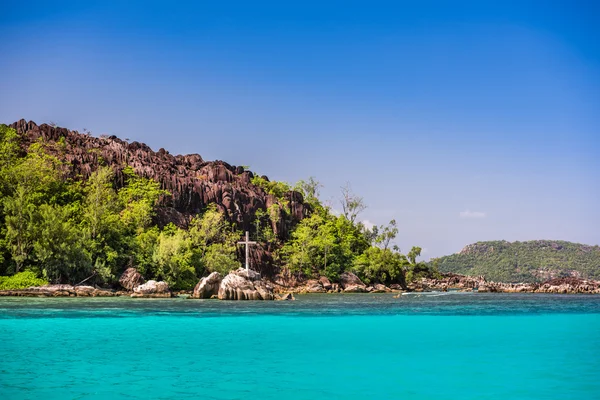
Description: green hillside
435,240,600,283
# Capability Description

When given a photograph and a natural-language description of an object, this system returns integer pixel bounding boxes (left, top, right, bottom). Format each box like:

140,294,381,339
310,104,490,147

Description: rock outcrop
319,276,332,291
371,283,391,293
0,285,117,297
192,272,223,299
339,272,367,293
10,119,311,277
409,274,486,292
131,280,172,298
119,268,145,291
217,268,274,300
304,279,327,293
411,274,600,294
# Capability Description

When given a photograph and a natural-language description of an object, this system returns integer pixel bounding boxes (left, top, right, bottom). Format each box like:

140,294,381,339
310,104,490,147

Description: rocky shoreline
409,274,600,294
1,270,599,299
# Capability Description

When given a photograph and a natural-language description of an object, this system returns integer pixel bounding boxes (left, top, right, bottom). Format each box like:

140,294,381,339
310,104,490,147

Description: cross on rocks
237,231,257,271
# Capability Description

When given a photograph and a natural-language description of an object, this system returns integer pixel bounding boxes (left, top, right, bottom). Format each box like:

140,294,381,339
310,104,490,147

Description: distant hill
435,240,600,283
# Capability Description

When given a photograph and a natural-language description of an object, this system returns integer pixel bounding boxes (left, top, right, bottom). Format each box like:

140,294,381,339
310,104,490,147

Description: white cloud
459,210,486,219
361,219,375,230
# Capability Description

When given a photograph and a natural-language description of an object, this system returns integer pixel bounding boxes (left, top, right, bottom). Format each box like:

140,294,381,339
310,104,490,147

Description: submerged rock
132,280,171,298
275,293,295,301
218,268,274,300
192,272,223,299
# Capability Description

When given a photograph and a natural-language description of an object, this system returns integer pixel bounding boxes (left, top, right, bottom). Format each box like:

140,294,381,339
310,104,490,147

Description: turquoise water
1,293,600,399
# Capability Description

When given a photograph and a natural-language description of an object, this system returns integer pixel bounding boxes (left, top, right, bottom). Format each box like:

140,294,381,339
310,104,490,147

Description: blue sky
1,0,598,258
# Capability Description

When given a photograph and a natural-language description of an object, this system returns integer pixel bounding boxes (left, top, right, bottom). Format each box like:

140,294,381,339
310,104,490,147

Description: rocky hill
9,119,309,275
435,240,600,282
10,119,307,231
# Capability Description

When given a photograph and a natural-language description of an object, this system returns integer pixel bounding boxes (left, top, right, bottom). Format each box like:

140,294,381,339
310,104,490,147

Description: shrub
0,271,49,290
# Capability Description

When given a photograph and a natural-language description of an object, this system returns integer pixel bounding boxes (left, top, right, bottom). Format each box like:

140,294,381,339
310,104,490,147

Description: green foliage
280,210,370,281
251,175,292,200
152,226,197,290
82,166,123,283
202,243,240,275
294,177,322,208
340,183,366,224
32,203,91,283
404,246,440,283
118,166,169,232
352,246,407,285
1,140,67,272
436,240,600,282
188,204,241,276
0,271,48,290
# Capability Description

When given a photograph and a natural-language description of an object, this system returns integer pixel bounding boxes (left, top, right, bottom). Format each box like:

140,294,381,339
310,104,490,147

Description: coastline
1,273,599,298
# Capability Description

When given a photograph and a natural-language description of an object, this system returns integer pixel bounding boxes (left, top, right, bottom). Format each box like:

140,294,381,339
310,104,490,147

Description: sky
1,0,599,259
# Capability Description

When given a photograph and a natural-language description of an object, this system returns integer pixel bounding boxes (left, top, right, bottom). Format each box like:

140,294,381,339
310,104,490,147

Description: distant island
435,240,600,282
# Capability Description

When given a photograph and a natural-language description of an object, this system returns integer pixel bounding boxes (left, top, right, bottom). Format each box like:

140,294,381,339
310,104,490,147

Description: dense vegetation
0,124,436,290
435,240,600,282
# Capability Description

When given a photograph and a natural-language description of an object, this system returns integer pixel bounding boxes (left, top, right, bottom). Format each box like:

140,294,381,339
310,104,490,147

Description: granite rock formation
119,268,145,291
217,268,274,300
192,272,223,299
132,280,172,298
339,272,367,293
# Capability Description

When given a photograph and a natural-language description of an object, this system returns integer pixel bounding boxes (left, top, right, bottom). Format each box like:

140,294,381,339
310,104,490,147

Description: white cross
237,231,257,271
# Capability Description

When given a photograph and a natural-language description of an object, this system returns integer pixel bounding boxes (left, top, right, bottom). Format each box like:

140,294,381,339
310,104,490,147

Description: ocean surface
1,293,599,400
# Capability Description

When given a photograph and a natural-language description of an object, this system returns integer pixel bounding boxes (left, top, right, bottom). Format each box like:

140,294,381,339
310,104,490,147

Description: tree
352,246,406,285
152,225,197,289
0,125,22,194
340,183,366,223
32,204,91,283
82,166,123,283
294,177,323,208
202,243,240,275
118,166,169,232
376,220,398,250
83,167,120,240
1,142,64,272
188,204,241,276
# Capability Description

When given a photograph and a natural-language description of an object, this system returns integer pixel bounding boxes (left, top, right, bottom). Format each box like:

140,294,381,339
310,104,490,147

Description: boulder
305,279,326,293
371,283,391,293
192,272,223,299
344,284,367,293
318,276,332,291
218,268,274,300
119,267,145,291
339,272,367,293
254,280,275,300
132,280,171,298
